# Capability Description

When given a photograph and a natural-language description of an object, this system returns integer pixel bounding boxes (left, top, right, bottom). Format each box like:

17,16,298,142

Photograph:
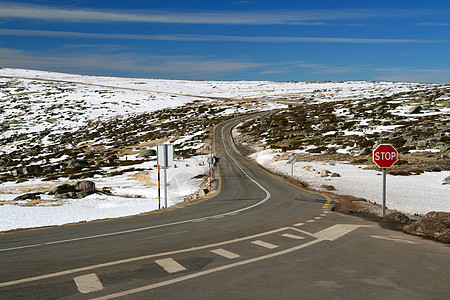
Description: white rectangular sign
157,144,174,167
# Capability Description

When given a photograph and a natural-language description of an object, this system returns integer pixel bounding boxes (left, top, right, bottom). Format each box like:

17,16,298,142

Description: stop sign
373,144,398,168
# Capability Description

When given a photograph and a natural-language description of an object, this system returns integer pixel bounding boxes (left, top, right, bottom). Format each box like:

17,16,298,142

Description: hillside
0,68,449,231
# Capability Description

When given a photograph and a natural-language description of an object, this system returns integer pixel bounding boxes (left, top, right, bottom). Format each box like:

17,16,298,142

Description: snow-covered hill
0,68,448,231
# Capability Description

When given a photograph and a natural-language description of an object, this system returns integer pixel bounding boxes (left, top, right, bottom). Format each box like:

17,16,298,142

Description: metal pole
291,163,294,177
164,166,168,209
382,167,387,216
164,144,168,209
157,165,161,210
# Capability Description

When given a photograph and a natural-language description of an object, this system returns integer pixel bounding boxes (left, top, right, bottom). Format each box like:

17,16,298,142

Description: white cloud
0,47,263,77
3,28,449,44
375,67,450,83
0,3,443,25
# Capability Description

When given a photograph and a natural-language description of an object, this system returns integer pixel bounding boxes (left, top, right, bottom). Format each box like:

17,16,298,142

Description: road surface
0,114,449,299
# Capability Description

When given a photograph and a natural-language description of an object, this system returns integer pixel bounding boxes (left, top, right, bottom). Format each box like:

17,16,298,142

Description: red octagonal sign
373,144,398,168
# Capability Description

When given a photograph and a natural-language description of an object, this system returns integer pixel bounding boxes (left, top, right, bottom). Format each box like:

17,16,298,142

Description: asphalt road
0,114,449,299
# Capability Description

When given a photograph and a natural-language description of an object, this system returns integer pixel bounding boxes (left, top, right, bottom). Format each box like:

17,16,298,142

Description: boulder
22,165,43,175
13,193,41,201
138,149,157,158
75,180,96,191
53,183,76,194
67,159,89,168
358,147,372,156
409,105,422,114
443,176,450,185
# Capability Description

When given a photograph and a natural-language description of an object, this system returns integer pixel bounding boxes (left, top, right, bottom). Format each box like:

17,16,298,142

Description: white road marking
0,227,289,288
91,239,323,300
252,240,278,249
74,273,103,294
314,224,366,241
371,235,418,244
281,233,305,240
306,220,315,223
320,214,327,217
293,223,305,227
314,217,322,220
211,248,241,259
155,258,186,274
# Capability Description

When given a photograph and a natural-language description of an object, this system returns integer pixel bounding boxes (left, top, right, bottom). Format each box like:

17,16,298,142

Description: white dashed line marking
155,258,186,274
293,223,305,227
211,248,241,259
251,240,278,249
281,233,305,240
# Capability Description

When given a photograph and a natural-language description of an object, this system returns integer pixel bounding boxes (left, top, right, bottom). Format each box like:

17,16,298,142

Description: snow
251,149,450,215
0,156,208,232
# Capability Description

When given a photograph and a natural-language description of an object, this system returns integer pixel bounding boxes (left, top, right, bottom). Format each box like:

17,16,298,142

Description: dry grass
128,171,153,186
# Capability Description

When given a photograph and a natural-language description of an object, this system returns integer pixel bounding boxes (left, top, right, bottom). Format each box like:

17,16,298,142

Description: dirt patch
128,171,153,186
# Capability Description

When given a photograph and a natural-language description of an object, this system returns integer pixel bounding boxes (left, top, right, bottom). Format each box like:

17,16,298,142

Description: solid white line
281,233,305,240
74,273,103,294
211,248,241,259
91,239,323,300
155,258,186,274
251,240,278,249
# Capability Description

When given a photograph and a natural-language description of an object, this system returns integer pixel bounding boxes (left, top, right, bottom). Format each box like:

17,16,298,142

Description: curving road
0,114,449,299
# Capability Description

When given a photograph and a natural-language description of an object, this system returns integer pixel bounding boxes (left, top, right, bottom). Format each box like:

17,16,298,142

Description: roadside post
157,144,174,209
372,144,398,216
288,155,297,178
207,155,216,191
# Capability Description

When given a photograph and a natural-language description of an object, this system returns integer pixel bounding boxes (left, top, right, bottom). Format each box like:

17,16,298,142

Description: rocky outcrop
401,212,450,244
54,180,97,199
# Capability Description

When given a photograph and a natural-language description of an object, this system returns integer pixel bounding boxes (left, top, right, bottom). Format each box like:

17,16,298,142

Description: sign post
207,155,216,191
287,155,297,177
373,144,398,216
157,144,174,209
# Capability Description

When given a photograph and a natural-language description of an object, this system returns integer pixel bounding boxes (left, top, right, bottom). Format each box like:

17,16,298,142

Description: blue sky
1,1,450,82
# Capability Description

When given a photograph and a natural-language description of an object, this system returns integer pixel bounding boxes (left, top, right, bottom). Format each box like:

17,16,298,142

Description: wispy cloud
0,47,264,77
3,28,449,44
416,22,450,27
375,67,450,83
0,3,442,25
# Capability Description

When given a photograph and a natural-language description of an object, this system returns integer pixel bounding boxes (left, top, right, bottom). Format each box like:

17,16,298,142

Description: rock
12,169,23,177
401,212,450,244
22,165,43,175
67,159,89,168
138,149,156,158
409,105,422,114
75,180,96,191
331,173,341,177
53,183,76,194
383,211,411,225
358,147,372,156
443,176,450,185
13,193,41,201
319,169,331,177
